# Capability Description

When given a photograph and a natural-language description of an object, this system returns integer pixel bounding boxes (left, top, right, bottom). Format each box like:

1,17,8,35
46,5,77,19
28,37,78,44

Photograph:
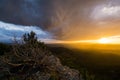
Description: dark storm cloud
0,0,53,28
0,0,120,40
0,0,104,26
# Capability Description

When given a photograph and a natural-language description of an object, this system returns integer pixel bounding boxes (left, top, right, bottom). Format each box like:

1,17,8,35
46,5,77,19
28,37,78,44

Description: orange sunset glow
45,36,120,45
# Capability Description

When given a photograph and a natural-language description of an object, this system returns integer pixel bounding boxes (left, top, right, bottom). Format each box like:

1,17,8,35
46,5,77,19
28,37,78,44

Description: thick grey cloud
0,0,120,40
0,0,53,28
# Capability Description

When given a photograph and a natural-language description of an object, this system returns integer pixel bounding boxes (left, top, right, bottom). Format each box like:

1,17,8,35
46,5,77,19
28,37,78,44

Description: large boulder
31,55,83,80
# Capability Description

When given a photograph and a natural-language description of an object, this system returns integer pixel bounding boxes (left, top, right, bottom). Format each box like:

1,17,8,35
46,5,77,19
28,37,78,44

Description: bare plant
0,31,51,80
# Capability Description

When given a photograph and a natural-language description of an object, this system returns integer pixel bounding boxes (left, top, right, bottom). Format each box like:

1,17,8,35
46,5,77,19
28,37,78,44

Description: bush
0,31,51,79
0,43,11,55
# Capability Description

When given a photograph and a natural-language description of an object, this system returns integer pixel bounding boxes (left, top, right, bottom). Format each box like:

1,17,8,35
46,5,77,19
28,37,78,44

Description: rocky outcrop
0,48,83,80
23,55,82,80
40,55,82,80
0,54,83,80
46,55,80,80
0,31,83,80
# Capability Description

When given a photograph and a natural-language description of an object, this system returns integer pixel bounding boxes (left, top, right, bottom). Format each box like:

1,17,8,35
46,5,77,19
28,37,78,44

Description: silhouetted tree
22,31,46,50
23,31,37,44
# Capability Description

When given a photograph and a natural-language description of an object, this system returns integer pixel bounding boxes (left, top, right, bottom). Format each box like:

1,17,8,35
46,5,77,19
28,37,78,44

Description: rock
0,46,83,80
41,55,83,80
29,71,50,80
26,55,83,80
60,67,80,80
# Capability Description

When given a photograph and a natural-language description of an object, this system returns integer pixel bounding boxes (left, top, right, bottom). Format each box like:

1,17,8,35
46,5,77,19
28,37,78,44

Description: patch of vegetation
0,43,11,55
0,31,52,80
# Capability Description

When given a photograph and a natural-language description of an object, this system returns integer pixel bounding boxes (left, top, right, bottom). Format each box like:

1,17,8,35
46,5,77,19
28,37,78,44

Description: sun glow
98,38,111,44
46,36,120,44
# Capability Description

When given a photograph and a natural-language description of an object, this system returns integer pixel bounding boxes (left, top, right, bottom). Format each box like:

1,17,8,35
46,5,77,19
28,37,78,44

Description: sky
0,21,52,43
0,0,120,43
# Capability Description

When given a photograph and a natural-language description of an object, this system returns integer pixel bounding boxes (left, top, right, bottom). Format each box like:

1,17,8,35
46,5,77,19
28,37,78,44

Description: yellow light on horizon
98,38,111,44
45,36,120,44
